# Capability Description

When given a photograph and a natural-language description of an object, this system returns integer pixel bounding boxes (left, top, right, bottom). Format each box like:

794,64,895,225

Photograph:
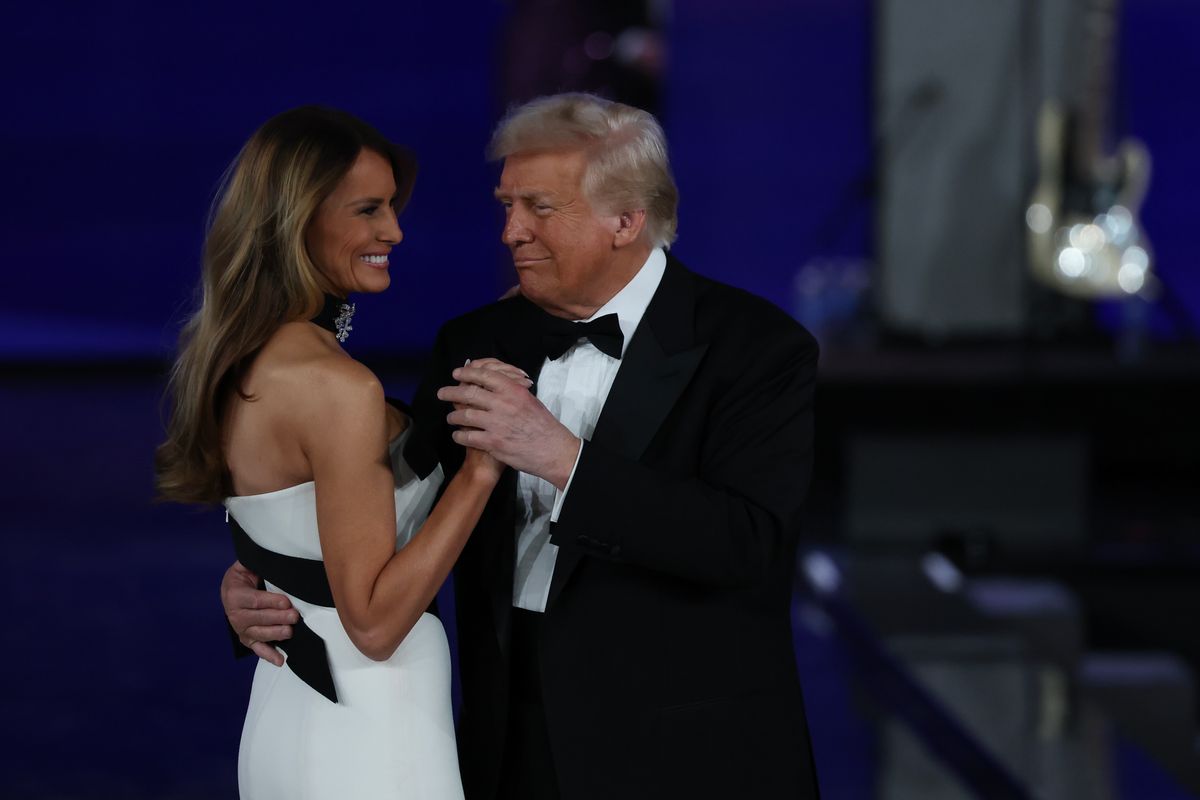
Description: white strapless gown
224,430,462,799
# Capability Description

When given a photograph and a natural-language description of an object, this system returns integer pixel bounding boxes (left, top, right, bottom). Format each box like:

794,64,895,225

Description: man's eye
534,204,552,213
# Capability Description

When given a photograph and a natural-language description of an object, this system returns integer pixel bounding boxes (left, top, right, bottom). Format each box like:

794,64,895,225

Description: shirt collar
579,247,667,357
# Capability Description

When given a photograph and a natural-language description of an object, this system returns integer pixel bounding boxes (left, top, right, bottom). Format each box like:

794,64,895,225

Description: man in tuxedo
224,93,821,799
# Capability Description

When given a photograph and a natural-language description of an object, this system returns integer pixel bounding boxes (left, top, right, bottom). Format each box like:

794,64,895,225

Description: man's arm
443,324,817,588
221,560,299,667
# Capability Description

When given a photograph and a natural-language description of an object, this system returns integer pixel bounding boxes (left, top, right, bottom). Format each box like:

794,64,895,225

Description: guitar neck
1070,0,1121,181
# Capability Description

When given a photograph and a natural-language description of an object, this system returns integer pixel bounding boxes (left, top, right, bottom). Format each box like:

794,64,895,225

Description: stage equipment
875,0,1153,337
1026,0,1154,300
875,0,1038,337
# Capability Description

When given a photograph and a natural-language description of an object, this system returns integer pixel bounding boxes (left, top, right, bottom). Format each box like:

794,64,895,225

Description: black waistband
231,517,336,606
230,518,338,703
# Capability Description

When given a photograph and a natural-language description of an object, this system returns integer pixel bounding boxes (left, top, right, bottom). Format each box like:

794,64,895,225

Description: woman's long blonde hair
156,106,415,504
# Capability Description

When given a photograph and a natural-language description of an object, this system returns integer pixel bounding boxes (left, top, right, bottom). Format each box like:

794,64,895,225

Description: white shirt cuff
550,438,585,522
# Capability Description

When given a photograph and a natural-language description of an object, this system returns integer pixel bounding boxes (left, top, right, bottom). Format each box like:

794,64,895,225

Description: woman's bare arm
302,360,501,661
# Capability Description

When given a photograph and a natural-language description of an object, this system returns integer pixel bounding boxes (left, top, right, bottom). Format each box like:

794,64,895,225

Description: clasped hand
438,359,581,490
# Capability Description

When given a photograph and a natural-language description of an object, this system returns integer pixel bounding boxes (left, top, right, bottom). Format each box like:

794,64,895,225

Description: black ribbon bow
542,312,624,360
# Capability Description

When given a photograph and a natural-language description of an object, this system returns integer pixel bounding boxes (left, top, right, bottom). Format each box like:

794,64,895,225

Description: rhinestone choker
311,294,356,343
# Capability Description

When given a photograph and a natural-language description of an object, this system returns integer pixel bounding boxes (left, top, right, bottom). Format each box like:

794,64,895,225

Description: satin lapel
495,296,551,384
483,297,546,651
587,329,707,463
545,259,708,610
478,468,517,653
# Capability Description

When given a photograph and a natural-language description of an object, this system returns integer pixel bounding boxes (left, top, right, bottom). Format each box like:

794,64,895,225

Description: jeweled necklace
311,294,356,343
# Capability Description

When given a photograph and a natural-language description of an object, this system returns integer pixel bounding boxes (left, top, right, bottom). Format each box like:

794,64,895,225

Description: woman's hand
462,445,504,484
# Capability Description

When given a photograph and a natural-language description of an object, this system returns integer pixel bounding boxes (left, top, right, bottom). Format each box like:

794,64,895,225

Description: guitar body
1025,0,1153,299
1027,102,1152,298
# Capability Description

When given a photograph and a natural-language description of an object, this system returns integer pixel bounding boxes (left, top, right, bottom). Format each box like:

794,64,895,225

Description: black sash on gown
230,518,340,703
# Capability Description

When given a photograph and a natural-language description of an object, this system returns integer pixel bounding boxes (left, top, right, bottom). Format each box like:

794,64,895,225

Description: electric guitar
1026,0,1152,299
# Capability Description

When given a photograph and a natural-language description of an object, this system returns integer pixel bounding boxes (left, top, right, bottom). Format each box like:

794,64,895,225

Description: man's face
495,150,621,318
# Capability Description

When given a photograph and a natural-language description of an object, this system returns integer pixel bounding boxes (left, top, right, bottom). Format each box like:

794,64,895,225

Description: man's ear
613,209,648,248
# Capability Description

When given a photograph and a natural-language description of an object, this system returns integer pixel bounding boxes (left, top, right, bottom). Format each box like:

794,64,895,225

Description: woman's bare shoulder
224,324,389,492
252,324,385,420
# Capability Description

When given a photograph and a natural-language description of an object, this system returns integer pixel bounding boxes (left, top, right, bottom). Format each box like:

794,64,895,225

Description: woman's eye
359,205,379,216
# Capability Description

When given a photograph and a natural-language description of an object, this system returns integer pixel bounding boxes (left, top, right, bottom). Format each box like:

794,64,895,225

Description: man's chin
521,289,567,316
515,278,547,304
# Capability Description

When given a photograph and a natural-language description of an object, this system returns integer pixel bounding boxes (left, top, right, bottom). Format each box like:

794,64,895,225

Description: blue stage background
4,0,1195,361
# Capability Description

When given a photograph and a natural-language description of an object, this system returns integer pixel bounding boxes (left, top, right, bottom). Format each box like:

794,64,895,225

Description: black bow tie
542,312,624,360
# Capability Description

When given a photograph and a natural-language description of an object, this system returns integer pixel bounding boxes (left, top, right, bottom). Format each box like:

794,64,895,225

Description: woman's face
305,148,402,296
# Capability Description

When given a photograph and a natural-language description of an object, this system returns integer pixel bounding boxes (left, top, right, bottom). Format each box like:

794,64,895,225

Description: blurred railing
798,547,1199,799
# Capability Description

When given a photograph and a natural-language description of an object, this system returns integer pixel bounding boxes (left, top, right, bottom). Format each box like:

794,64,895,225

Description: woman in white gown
155,106,527,799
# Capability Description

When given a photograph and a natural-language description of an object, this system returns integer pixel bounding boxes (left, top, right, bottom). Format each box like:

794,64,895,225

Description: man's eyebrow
493,187,554,202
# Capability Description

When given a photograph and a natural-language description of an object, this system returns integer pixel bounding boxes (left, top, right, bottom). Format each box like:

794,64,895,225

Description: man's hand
438,364,581,490
447,358,532,413
221,560,299,667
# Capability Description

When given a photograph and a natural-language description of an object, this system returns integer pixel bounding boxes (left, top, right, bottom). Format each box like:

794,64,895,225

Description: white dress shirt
512,247,668,612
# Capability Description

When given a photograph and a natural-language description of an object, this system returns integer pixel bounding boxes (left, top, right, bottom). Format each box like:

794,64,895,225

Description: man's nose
502,210,532,246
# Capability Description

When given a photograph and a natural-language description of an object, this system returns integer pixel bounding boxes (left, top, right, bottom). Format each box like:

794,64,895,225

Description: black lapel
495,296,551,383
404,297,548,654
545,257,709,609
480,297,548,651
404,297,545,480
477,468,518,653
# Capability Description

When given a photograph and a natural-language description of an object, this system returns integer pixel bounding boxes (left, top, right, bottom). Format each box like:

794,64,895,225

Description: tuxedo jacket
406,255,821,799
